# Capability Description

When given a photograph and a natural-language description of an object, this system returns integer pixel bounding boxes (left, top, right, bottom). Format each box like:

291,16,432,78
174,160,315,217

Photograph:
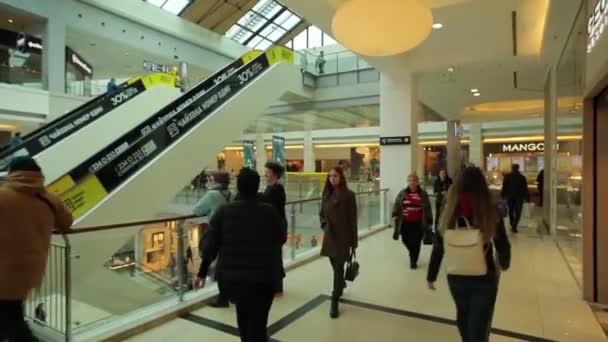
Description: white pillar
447,120,463,178
468,123,484,168
543,66,558,234
303,131,315,172
380,72,418,199
256,133,267,175
42,18,66,94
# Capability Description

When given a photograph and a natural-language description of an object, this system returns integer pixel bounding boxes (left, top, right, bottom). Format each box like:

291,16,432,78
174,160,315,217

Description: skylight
225,0,302,50
143,0,191,15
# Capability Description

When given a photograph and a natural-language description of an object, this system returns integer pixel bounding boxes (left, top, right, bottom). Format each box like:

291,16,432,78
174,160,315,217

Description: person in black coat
194,168,287,342
536,169,544,207
433,169,453,230
263,161,287,294
501,164,530,233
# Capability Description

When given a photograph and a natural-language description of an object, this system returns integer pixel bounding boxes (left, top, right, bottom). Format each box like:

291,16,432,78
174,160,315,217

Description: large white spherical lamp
332,0,433,56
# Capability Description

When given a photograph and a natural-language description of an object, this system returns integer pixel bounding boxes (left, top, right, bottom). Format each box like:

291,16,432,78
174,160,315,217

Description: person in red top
392,174,433,269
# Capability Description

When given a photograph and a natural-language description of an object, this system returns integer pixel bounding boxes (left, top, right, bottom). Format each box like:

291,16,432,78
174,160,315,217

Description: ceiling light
332,0,433,56
432,23,443,29
470,88,479,93
447,67,455,72
8,19,14,23
473,93,481,97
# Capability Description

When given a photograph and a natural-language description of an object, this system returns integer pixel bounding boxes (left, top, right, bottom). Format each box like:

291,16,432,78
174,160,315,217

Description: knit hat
8,156,41,173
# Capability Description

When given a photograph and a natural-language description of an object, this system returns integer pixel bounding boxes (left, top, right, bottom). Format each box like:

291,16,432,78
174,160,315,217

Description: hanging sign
243,141,256,169
588,0,608,53
272,136,286,166
380,136,411,146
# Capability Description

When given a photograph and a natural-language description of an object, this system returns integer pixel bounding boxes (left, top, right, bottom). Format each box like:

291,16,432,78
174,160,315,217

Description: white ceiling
280,0,584,122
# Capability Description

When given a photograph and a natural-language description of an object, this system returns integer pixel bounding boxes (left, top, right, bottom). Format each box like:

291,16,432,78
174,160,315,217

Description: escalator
0,73,181,181
52,46,307,313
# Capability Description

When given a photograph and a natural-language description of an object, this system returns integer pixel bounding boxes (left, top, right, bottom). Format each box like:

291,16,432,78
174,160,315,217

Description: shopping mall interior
0,0,607,341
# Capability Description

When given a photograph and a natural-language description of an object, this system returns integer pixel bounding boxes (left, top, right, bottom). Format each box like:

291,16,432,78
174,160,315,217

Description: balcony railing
30,188,390,341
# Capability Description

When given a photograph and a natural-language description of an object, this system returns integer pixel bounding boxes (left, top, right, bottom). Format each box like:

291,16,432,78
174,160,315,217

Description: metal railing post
299,182,303,213
368,192,373,230
290,204,297,260
176,220,186,302
62,235,72,342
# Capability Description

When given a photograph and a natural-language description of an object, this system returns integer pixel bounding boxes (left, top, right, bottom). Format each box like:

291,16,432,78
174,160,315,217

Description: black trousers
224,281,275,342
0,300,35,342
507,199,524,232
329,258,346,299
400,222,424,265
435,199,443,230
448,276,499,342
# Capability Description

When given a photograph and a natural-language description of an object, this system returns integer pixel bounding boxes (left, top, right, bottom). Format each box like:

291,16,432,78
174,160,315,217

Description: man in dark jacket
433,169,452,230
194,168,287,342
501,164,529,233
263,161,287,294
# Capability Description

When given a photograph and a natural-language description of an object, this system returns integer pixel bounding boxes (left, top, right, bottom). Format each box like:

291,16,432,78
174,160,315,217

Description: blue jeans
448,275,499,342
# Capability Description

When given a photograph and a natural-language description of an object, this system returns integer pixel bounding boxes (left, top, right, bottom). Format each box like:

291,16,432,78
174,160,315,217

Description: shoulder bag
444,217,487,276
344,251,360,282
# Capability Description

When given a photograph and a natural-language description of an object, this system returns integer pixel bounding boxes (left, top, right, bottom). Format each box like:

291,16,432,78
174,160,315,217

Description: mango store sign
502,142,544,153
588,0,608,53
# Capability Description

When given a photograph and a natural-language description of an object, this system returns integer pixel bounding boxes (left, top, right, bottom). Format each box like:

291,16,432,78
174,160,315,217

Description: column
303,131,315,172
255,133,267,175
468,123,484,167
447,120,463,178
379,72,418,199
42,18,66,94
543,66,558,234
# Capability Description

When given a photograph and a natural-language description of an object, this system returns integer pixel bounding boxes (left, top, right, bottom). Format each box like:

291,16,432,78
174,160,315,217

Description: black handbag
344,252,359,282
423,226,434,245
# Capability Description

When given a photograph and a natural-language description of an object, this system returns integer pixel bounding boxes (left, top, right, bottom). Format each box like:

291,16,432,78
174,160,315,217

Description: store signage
47,53,250,192
588,0,608,53
66,47,93,76
15,32,42,53
380,136,411,146
143,61,174,74
501,142,545,153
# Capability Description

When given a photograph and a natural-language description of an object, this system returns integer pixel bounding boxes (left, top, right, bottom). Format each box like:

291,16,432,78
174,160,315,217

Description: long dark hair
439,166,497,242
323,166,348,199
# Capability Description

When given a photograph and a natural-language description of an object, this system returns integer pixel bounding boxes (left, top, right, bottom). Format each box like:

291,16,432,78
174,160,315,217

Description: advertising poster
243,141,255,169
272,135,286,166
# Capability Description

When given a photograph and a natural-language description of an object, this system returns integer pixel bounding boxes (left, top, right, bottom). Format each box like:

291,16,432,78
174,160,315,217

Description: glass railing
292,49,380,86
31,188,389,341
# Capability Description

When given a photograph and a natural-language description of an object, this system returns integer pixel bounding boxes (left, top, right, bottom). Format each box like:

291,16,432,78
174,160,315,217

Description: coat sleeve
493,215,511,270
501,175,509,199
271,206,288,245
198,208,223,278
427,231,445,282
350,192,359,249
392,190,404,236
48,194,74,233
319,198,327,229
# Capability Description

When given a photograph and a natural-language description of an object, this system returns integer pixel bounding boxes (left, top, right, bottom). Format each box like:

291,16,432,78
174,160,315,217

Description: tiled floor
128,221,607,342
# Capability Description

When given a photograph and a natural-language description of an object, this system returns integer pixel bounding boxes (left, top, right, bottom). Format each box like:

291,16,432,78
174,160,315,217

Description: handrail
55,188,389,235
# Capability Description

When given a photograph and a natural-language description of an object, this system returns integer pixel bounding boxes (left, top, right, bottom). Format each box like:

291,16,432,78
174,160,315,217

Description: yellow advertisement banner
47,175,75,196
242,50,263,64
266,46,294,65
141,72,180,89
59,175,108,219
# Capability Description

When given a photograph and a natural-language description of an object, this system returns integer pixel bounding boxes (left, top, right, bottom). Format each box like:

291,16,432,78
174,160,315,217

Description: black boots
330,297,340,319
210,296,230,308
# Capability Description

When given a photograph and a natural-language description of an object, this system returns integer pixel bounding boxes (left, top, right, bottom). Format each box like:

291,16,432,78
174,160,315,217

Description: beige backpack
444,217,487,276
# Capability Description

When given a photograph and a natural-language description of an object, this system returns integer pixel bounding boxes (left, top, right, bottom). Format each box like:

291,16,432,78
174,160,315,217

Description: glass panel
290,201,322,258
226,25,254,43
162,0,189,14
262,26,286,42
246,36,264,48
255,38,273,50
293,30,307,50
238,11,267,32
255,1,282,19
323,33,338,46
308,26,323,48
278,12,302,31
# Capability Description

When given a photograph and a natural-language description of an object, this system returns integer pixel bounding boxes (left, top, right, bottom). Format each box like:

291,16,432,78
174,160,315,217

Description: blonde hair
438,167,497,242
407,173,419,181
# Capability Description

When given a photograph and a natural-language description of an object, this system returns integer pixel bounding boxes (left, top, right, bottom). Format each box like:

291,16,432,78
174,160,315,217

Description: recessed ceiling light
447,67,455,72
432,23,443,29
470,88,479,93
8,19,14,23
473,93,481,97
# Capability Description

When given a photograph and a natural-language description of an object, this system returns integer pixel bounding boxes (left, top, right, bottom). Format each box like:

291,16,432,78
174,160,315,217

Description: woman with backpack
319,166,358,319
193,172,232,307
427,166,511,342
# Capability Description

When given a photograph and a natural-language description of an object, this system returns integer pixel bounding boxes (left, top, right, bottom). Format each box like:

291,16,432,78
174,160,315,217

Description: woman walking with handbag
319,166,358,319
427,166,511,342
392,174,433,269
